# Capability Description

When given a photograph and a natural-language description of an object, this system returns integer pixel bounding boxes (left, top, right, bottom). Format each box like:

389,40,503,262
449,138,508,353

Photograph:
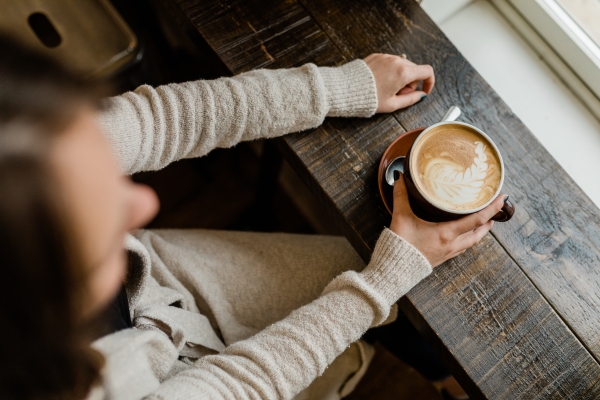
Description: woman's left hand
364,53,435,113
389,172,503,267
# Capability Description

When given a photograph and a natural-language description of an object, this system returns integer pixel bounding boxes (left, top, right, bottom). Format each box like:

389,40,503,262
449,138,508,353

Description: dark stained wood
173,0,344,72
274,115,405,260
161,0,600,397
401,235,600,399
297,0,600,373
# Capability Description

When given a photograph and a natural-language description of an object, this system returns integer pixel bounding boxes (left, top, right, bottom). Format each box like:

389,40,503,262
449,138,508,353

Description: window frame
502,0,600,101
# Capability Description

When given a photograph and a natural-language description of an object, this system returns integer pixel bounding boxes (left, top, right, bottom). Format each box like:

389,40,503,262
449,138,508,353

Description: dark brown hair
0,35,105,399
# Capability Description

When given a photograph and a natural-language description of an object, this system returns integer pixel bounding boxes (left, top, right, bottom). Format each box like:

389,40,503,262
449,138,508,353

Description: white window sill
422,0,600,209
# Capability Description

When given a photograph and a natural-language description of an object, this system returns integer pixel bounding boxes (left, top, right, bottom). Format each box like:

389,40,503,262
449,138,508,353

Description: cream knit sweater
93,60,432,399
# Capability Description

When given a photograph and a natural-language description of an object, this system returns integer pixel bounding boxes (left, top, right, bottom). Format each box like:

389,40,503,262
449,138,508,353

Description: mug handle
492,198,515,222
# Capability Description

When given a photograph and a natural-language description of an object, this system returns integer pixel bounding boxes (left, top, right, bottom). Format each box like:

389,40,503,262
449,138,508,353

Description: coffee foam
411,125,502,211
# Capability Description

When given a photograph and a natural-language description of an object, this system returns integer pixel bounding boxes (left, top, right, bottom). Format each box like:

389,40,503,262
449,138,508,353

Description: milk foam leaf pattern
423,142,488,207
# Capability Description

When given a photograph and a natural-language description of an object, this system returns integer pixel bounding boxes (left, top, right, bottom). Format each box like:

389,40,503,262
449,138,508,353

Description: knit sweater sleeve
97,60,377,175
148,229,432,400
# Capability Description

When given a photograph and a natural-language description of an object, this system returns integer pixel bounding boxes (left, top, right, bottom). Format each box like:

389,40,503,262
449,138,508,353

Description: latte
410,124,502,211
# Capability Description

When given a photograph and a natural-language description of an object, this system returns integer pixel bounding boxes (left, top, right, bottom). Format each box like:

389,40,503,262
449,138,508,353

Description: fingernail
420,94,427,101
504,195,510,203
394,170,400,181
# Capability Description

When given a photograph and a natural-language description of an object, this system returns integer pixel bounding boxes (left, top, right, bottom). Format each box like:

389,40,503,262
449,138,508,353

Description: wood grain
299,0,600,367
161,0,600,397
401,235,600,399
174,0,344,72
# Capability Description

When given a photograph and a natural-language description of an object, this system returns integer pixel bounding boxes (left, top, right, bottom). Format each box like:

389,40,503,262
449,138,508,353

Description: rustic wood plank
401,235,600,399
274,115,405,257
279,117,600,398
171,0,400,255
298,0,600,366
174,0,344,72
162,0,600,397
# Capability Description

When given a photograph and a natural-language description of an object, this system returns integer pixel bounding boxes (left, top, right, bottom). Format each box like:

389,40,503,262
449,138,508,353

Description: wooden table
155,0,600,397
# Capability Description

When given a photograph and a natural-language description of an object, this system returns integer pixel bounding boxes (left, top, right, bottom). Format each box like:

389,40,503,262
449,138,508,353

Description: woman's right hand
389,173,507,267
364,53,435,113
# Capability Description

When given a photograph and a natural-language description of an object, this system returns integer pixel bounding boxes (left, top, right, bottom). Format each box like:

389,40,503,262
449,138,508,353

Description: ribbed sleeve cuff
321,228,432,327
362,229,432,307
318,59,378,118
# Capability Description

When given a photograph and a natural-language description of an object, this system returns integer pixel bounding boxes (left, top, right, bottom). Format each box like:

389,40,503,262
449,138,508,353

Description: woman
0,35,505,400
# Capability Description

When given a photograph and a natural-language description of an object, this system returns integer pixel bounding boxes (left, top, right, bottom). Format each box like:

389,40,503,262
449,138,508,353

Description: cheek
127,184,159,231
87,248,127,314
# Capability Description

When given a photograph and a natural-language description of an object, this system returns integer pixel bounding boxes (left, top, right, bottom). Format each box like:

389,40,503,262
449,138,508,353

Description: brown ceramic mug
390,121,515,223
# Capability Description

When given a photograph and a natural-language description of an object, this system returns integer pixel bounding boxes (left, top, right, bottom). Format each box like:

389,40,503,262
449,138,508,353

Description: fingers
392,91,427,109
422,71,435,94
365,53,436,113
398,83,417,95
447,249,466,260
391,63,434,109
402,64,435,94
392,172,413,217
398,80,418,95
444,219,493,263
446,194,507,236
457,219,494,249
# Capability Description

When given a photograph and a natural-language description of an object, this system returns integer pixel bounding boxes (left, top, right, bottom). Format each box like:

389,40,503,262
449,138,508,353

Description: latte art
411,125,502,211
